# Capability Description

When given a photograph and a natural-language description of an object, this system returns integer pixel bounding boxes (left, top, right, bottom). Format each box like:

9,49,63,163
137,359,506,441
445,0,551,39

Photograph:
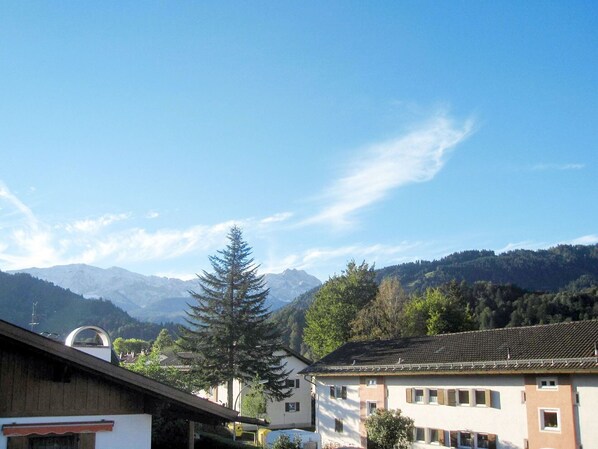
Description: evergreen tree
304,260,377,359
179,226,290,408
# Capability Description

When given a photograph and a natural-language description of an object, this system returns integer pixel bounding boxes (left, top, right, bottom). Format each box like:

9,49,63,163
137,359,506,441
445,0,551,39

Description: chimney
65,326,113,362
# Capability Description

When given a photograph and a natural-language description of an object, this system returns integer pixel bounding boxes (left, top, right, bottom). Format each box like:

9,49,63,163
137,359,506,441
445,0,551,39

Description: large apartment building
300,320,598,449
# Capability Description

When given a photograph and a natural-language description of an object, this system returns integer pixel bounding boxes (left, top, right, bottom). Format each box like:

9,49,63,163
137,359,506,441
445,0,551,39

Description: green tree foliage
271,435,302,449
304,260,377,359
153,328,174,352
351,277,409,341
365,409,414,449
401,285,475,337
241,376,268,419
127,350,198,393
179,226,290,407
113,337,151,355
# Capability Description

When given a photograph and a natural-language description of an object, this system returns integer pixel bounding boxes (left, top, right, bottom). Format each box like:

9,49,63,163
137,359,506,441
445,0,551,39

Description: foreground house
0,320,259,449
300,320,598,449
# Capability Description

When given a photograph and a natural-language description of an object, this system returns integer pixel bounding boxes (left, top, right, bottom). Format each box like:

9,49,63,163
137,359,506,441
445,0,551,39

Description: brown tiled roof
301,320,598,375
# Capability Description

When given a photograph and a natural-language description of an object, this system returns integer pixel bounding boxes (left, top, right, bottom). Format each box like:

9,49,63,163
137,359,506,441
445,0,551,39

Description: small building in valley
300,320,598,449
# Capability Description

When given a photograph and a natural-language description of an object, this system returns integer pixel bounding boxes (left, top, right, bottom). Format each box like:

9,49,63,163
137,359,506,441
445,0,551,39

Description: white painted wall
0,414,151,449
315,376,361,448
387,375,528,449
572,374,598,449
198,351,313,429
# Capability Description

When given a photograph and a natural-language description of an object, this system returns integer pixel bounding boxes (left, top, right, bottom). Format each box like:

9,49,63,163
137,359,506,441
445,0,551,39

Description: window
414,427,425,442
459,432,473,448
428,389,438,404
366,378,377,387
330,385,347,399
8,434,95,449
414,388,425,403
286,379,300,388
537,377,558,390
475,390,487,406
429,429,440,444
458,389,470,405
285,402,300,412
334,418,343,433
540,409,560,431
366,401,377,416
477,433,490,449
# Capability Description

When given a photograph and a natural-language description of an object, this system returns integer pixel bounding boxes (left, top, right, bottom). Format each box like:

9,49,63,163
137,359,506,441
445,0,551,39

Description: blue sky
1,1,596,281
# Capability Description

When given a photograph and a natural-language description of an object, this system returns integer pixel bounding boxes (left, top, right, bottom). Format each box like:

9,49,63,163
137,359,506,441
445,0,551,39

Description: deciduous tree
365,409,414,449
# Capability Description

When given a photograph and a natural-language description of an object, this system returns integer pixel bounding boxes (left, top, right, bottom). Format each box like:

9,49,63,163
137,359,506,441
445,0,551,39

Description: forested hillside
376,245,598,292
0,271,176,340
272,244,598,356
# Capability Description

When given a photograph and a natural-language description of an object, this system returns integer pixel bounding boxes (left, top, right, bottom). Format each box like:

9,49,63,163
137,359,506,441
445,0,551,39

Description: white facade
200,350,313,429
0,414,151,449
572,374,598,449
315,377,361,448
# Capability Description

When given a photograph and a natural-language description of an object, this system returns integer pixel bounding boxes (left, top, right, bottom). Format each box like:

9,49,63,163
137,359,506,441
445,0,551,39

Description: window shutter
523,438,529,449
521,390,526,404
296,402,301,412
330,386,335,398
469,389,475,406
296,379,300,388
438,430,446,446
447,389,456,406
341,386,347,399
485,389,493,407
488,434,497,449
285,403,290,412
424,388,430,405
450,431,458,448
406,388,413,403
438,389,445,405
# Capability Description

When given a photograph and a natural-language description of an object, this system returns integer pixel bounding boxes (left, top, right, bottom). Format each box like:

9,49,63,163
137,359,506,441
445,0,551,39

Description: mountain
11,264,321,323
0,271,176,340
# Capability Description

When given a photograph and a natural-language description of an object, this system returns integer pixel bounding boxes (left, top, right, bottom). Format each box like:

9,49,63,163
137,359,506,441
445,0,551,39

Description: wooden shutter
438,430,446,446
521,390,526,403
341,386,347,399
469,389,475,406
285,402,290,412
406,387,413,403
7,437,27,449
296,379,300,388
447,389,456,406
449,431,458,448
488,433,497,449
424,388,430,404
296,402,300,412
80,433,96,449
438,388,445,405
485,389,493,407
330,386,335,398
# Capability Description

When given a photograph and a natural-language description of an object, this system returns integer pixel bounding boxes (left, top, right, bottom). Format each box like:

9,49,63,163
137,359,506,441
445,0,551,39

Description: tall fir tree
179,226,290,408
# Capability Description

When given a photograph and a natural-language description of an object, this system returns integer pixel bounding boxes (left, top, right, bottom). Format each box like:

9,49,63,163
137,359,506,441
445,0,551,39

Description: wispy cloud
302,114,474,227
532,163,585,171
64,213,131,234
567,234,598,245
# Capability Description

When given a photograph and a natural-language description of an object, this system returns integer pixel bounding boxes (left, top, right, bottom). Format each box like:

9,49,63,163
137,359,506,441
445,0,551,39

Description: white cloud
567,234,598,245
146,211,160,219
532,163,585,171
65,213,131,234
303,114,474,227
260,212,293,224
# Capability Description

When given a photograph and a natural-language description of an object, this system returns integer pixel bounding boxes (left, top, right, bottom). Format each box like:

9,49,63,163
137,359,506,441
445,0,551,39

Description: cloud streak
302,114,474,227
532,163,585,171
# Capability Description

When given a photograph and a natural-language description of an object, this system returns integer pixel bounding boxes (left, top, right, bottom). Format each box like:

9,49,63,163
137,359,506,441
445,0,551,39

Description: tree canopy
304,260,377,359
179,226,290,407
365,409,414,449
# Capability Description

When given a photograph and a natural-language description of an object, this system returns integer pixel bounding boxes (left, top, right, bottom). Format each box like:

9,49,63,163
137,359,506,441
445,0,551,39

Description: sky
0,1,597,281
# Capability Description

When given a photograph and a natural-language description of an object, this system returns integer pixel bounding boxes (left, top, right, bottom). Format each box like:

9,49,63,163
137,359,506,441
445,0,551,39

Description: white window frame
537,377,558,390
476,433,490,449
414,427,425,442
458,431,473,448
474,389,487,406
365,377,377,387
285,401,300,413
539,408,561,432
429,428,440,445
414,388,425,404
366,401,377,416
457,389,470,406
428,388,439,404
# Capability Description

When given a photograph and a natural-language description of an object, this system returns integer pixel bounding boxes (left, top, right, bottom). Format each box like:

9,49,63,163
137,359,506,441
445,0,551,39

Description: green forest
0,271,177,340
272,244,598,357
